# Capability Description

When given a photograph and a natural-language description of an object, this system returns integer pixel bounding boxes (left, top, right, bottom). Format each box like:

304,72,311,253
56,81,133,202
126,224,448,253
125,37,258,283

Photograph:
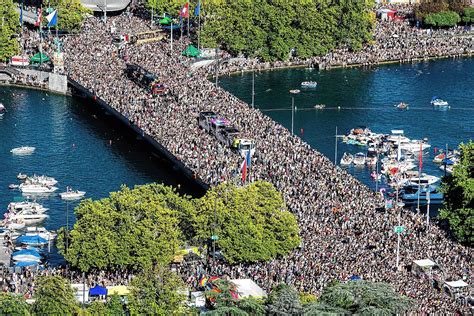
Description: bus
124,64,166,96
130,30,166,45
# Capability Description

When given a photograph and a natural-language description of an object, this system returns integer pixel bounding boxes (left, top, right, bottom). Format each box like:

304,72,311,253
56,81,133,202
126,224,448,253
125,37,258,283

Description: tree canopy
0,0,20,61
47,0,91,32
0,293,30,315
32,275,79,316
194,181,300,264
440,141,474,244
304,280,413,315
58,184,192,272
424,10,461,27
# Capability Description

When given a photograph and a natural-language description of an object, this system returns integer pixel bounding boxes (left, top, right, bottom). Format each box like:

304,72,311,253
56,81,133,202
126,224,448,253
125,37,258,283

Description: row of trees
58,181,301,272
0,0,20,61
0,274,413,315
415,0,473,27
440,141,473,245
147,0,376,61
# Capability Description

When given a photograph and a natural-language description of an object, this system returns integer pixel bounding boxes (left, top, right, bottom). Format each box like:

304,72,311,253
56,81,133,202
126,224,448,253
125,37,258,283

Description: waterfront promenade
6,11,473,313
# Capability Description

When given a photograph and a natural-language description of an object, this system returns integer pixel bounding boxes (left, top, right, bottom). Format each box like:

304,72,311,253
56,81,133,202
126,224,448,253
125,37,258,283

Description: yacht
340,153,353,166
10,147,36,155
6,209,48,222
401,185,444,205
8,201,48,213
25,227,56,241
353,153,366,166
399,140,431,152
6,220,26,230
25,175,58,186
19,183,57,194
59,188,86,200
405,173,440,187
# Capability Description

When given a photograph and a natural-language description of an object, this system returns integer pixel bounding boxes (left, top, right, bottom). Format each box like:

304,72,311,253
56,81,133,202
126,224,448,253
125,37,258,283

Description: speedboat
301,81,317,88
353,153,366,166
340,153,353,166
8,201,48,213
431,97,448,107
8,184,19,189
6,220,26,230
10,147,36,155
399,140,431,152
313,104,326,110
439,164,454,174
401,185,444,205
59,188,86,200
26,175,58,186
17,173,28,180
0,103,6,116
404,173,440,187
25,227,56,241
289,89,301,94
395,102,408,110
19,183,57,194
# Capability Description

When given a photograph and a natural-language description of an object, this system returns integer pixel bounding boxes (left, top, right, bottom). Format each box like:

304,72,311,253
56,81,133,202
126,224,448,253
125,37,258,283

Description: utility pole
334,126,338,164
170,20,173,51
251,69,255,109
215,48,219,88
291,96,294,135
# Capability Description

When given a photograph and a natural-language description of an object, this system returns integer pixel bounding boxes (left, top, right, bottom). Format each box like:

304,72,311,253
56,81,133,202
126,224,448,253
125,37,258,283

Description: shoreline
216,53,473,77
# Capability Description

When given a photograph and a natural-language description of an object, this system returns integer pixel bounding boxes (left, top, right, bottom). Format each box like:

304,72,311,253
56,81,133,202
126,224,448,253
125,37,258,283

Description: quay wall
67,78,209,194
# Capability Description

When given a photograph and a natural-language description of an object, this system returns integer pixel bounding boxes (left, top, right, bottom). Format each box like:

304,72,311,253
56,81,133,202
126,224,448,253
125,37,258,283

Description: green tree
194,181,300,264
424,11,461,27
128,264,187,315
106,295,126,316
32,275,79,316
440,142,474,244
47,0,91,32
461,7,474,23
58,184,193,271
304,280,413,315
86,301,108,315
266,284,303,315
0,293,30,315
0,0,20,61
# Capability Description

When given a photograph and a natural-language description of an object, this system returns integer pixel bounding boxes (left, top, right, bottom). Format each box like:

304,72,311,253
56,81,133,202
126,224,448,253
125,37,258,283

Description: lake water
0,86,198,264
219,58,474,196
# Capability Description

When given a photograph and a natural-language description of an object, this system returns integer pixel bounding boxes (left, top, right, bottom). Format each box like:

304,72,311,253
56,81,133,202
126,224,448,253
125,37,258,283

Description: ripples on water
219,58,474,193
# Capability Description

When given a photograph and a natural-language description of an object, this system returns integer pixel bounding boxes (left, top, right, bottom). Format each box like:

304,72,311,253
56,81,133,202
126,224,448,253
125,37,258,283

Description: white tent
230,279,267,299
445,280,468,288
413,259,436,268
444,279,469,299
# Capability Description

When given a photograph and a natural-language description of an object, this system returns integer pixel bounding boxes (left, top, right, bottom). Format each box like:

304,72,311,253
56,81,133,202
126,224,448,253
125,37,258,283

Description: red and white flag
34,8,42,27
241,157,247,183
179,2,190,18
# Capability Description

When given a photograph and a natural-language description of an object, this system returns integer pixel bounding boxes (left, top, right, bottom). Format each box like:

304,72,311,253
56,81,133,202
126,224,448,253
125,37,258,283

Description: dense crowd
7,8,473,313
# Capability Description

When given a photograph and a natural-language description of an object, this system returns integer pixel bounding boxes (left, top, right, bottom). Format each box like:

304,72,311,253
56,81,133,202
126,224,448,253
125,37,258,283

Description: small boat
395,102,408,110
6,220,26,230
289,89,301,94
353,152,366,166
17,173,28,180
12,249,42,262
431,97,448,107
26,175,58,186
313,104,326,110
26,227,56,241
301,81,317,88
60,187,86,200
11,147,36,155
340,153,353,166
8,201,48,213
8,184,19,189
439,164,454,174
401,185,444,205
405,173,440,186
16,235,48,247
0,103,6,117
19,183,57,194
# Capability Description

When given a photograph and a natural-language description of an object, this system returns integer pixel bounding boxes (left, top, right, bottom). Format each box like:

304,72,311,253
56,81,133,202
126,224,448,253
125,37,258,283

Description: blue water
219,58,474,194
0,86,197,264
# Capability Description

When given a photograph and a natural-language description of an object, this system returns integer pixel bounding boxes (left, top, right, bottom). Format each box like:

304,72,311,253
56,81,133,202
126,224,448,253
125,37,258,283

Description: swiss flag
179,2,189,18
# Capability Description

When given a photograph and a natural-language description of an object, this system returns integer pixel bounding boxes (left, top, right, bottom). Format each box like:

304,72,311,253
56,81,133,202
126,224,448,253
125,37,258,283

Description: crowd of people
5,6,473,313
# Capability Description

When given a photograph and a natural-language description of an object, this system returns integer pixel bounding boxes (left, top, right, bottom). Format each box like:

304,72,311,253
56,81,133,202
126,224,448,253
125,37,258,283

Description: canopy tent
30,53,50,64
15,261,38,267
349,275,362,281
182,45,201,57
107,285,130,296
445,280,469,288
12,249,41,258
413,259,436,268
159,16,172,25
16,235,48,245
89,285,108,296
230,279,267,299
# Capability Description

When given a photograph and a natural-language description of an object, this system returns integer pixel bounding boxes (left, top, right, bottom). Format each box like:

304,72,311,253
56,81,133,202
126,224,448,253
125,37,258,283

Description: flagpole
187,15,190,37
416,142,422,215
170,20,173,51
197,1,201,49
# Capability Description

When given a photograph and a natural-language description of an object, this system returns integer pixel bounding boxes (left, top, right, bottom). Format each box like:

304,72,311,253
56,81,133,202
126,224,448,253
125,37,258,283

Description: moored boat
19,183,57,194
340,153,353,166
59,187,86,200
401,185,444,205
0,103,6,116
431,97,449,107
17,173,28,180
353,153,366,166
10,147,36,155
313,104,325,110
301,81,317,88
395,102,408,110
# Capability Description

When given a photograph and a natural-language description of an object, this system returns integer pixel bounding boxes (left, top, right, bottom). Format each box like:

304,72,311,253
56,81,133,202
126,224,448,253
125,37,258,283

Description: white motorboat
59,188,86,200
340,153,353,166
399,140,431,152
439,165,454,174
26,227,56,241
6,209,48,222
19,183,57,194
0,103,6,116
25,175,58,186
431,97,449,107
8,184,19,189
17,173,28,180
353,153,366,166
301,81,317,88
10,147,36,155
405,174,440,186
6,221,26,230
313,104,326,110
8,201,48,213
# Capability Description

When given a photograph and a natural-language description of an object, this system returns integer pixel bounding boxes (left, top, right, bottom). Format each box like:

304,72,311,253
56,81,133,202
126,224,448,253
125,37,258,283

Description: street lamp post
251,69,255,109
289,89,300,135
395,201,405,271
